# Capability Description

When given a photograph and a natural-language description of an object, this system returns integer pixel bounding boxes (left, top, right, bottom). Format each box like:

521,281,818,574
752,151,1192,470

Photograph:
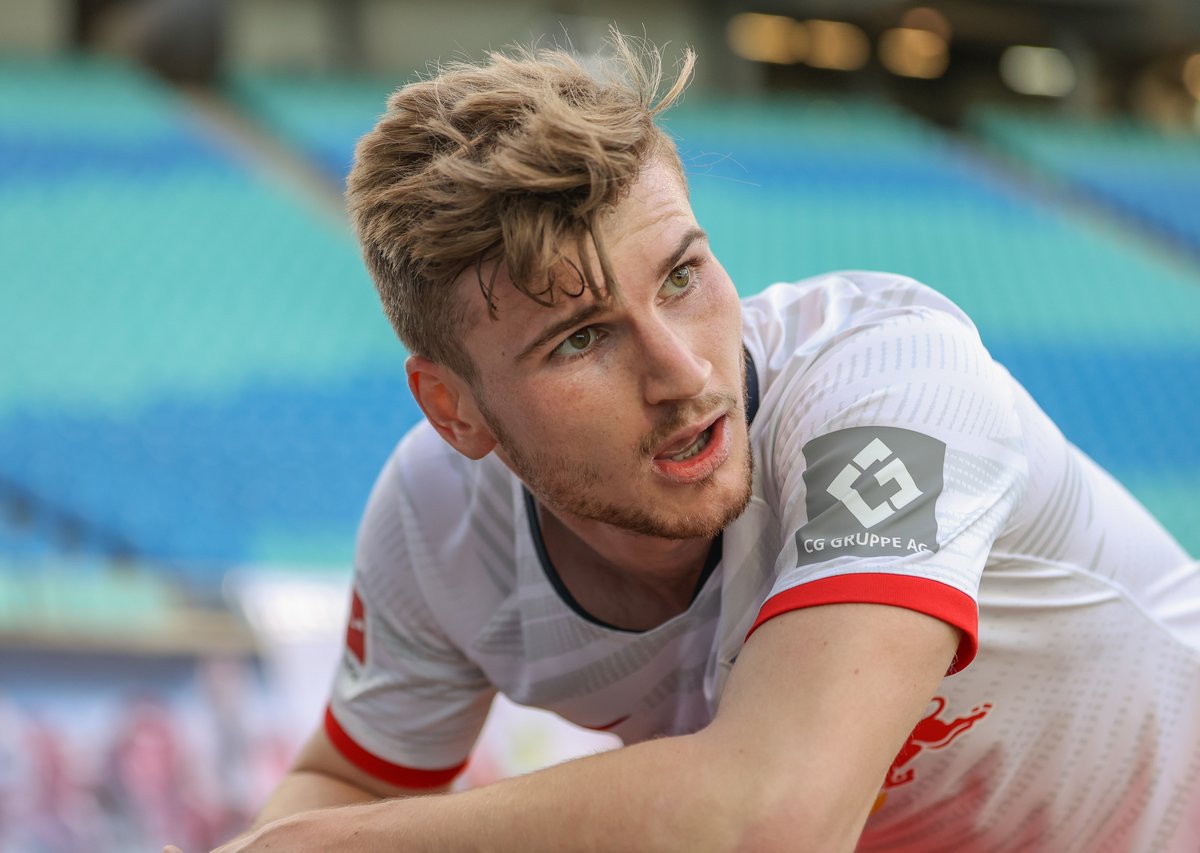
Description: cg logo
826,437,924,529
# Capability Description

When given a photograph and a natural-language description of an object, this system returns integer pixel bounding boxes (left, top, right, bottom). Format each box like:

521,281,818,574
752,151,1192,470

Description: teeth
668,427,712,462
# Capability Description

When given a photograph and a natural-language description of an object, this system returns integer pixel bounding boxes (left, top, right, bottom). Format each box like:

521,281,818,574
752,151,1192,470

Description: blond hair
347,33,695,380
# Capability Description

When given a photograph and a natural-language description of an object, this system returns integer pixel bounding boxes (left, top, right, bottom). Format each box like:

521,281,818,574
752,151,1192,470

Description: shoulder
371,420,516,533
741,270,1028,518
741,271,1004,421
356,420,521,621
741,271,978,375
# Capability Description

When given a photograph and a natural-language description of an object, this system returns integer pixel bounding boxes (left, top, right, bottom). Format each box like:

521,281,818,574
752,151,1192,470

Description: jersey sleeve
751,297,1028,673
326,453,496,788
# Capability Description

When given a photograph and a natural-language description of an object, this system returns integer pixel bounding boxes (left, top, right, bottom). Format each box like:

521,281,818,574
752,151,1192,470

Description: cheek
530,374,646,452
507,378,615,440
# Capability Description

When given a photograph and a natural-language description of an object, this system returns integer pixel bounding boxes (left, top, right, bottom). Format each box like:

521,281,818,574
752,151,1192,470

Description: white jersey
329,271,1200,851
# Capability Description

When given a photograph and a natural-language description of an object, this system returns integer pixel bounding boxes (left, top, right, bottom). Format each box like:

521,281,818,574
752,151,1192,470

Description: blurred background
1,0,1198,850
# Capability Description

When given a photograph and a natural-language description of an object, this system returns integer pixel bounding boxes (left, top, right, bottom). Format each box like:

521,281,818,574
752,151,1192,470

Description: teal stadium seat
970,107,1200,256
0,57,417,575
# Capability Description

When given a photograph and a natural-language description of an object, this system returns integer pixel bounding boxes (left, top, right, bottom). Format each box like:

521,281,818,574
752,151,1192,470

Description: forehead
615,158,693,233
457,159,696,335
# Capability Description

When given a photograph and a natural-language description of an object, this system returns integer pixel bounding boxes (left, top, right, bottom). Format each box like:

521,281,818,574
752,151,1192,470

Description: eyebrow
516,227,710,362
518,301,608,361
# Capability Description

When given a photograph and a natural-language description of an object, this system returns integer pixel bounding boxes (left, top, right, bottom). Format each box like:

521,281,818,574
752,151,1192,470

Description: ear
406,355,497,460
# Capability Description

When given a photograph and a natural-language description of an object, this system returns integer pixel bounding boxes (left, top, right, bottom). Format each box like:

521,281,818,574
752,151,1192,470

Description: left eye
661,264,692,295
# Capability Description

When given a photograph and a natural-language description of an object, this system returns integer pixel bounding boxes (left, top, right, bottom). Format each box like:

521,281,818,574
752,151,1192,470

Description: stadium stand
230,71,396,182
0,56,418,577
970,107,1200,257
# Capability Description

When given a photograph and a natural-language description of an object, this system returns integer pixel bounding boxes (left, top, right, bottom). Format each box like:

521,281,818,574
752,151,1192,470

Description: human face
462,159,751,540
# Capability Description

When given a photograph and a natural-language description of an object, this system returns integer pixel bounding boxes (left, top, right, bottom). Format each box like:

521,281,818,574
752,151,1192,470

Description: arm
209,602,958,853
165,724,451,853
248,723,452,830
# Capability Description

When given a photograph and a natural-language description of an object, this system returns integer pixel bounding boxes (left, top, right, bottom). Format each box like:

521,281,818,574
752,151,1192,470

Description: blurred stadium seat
228,71,395,180
0,54,417,578
970,106,1200,257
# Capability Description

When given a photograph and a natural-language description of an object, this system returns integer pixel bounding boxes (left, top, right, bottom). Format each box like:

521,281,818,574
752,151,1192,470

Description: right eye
552,326,601,358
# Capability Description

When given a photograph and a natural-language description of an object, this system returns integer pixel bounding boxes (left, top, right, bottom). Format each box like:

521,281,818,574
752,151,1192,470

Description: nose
636,316,712,406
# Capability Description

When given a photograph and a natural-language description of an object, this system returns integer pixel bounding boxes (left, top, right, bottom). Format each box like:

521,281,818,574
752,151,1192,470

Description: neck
536,503,716,631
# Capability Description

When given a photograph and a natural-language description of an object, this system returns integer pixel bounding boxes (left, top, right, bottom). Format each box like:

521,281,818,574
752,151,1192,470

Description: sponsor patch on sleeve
795,426,945,567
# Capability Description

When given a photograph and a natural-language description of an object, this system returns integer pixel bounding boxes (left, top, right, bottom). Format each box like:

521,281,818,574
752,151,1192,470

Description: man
183,36,1200,852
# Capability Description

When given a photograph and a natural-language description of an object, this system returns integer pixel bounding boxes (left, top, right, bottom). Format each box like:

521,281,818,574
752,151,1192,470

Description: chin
614,454,753,540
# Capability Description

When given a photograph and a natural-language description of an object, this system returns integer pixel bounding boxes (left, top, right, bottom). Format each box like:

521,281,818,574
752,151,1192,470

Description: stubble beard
476,384,755,541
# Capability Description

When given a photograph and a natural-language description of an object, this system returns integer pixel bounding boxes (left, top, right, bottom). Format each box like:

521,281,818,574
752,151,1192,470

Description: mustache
637,392,741,457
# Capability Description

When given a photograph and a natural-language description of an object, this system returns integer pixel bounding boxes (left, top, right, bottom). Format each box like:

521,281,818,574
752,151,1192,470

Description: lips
653,414,723,460
663,425,714,462
650,413,731,485
657,410,720,458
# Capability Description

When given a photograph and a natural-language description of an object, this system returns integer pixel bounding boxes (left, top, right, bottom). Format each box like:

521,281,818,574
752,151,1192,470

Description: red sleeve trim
747,573,978,674
324,706,467,789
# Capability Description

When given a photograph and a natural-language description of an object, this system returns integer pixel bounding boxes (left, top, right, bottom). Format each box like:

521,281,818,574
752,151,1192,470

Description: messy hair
346,33,695,381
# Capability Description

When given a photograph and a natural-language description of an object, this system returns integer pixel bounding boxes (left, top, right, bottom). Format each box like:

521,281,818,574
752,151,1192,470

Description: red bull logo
872,696,992,814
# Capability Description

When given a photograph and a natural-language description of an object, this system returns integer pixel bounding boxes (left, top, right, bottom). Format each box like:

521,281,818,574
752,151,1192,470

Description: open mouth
650,414,731,485
663,424,714,462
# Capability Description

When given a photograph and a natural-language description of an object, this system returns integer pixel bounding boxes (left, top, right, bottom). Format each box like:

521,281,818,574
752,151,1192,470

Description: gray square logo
795,426,945,567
